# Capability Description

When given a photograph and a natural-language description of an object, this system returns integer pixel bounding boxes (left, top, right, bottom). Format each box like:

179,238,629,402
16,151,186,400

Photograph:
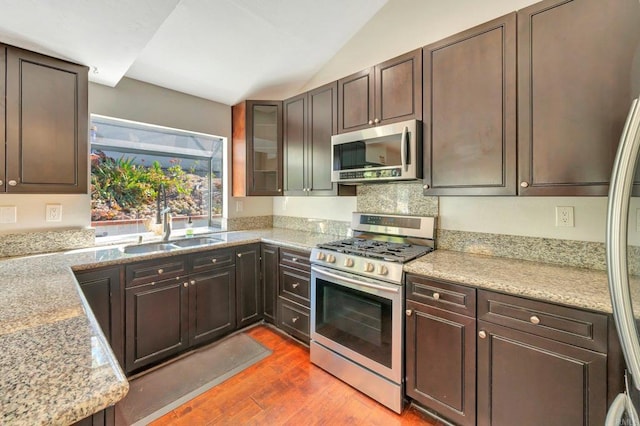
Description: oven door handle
401,125,409,172
311,266,400,294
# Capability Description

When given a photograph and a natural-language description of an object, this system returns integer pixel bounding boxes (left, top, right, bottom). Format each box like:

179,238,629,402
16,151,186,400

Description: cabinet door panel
376,49,422,124
406,301,476,426
5,47,88,193
236,244,262,328
189,266,236,346
308,82,338,195
477,320,607,426
338,68,374,133
424,13,516,195
261,244,279,323
125,279,189,373
283,93,307,195
518,0,640,195
75,267,124,368
0,46,5,192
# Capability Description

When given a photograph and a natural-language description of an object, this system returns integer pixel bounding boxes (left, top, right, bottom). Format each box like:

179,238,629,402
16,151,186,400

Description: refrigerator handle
607,97,640,390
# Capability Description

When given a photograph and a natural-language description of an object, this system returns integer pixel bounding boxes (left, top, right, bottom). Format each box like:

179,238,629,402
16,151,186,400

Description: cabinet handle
292,282,300,289
405,309,413,316
0,180,3,186
423,184,430,190
292,257,298,262
520,181,529,188
8,180,17,186
183,282,188,288
530,315,541,325
278,188,282,192
432,292,440,300
211,258,217,263
368,120,374,125
479,330,487,339
292,316,299,323
157,268,164,274
238,253,242,258
374,118,380,124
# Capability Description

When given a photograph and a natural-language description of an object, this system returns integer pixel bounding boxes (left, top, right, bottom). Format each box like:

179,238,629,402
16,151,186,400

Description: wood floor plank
150,325,440,426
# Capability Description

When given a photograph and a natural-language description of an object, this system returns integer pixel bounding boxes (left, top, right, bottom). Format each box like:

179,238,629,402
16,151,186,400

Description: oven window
314,277,392,368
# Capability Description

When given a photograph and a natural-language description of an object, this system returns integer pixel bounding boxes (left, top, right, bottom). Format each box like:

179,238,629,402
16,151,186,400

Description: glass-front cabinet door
248,101,282,195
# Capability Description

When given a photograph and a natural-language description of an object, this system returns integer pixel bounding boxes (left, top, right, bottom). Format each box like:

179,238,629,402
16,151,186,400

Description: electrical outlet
46,204,62,222
555,206,574,227
0,206,17,223
236,201,243,212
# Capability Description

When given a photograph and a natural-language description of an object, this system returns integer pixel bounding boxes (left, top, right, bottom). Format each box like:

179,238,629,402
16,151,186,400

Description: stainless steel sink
171,236,223,248
121,242,179,254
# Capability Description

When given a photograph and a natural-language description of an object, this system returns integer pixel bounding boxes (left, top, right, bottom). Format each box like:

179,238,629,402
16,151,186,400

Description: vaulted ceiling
0,0,387,105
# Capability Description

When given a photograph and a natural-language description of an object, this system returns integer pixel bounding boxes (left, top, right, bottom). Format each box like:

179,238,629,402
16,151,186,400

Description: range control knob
364,262,375,273
377,265,388,275
344,258,355,267
316,251,326,261
326,254,336,264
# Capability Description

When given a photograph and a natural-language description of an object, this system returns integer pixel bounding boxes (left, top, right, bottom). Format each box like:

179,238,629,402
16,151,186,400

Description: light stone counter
0,228,342,425
404,249,615,314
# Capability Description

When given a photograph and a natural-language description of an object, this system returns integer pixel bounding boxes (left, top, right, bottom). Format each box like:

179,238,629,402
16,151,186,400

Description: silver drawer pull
292,257,298,262
158,268,164,274
238,253,242,258
211,258,217,263
292,282,300,289
183,282,188,288
479,330,487,339
405,309,413,317
190,280,196,286
432,292,440,300
292,316,299,324
8,180,17,186
530,315,541,325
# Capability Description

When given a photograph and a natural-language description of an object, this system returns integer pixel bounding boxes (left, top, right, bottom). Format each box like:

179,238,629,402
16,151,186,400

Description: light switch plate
0,206,17,223
46,204,62,222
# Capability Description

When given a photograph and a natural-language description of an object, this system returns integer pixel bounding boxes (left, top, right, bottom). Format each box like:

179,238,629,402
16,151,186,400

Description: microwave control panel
339,168,402,180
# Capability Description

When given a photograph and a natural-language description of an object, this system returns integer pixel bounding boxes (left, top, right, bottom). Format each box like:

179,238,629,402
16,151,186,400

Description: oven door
310,265,403,383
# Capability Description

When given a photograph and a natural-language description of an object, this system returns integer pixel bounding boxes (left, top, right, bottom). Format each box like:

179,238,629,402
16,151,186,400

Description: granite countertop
404,249,614,314
0,228,339,425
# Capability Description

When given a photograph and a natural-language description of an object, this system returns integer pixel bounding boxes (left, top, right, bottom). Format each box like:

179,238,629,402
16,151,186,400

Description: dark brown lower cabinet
72,406,114,426
477,320,607,426
261,244,279,324
276,247,311,343
74,266,124,368
125,277,189,374
405,300,476,426
188,266,236,346
236,244,262,328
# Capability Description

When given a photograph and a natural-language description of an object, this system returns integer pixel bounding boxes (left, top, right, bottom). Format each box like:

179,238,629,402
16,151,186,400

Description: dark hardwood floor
151,325,442,425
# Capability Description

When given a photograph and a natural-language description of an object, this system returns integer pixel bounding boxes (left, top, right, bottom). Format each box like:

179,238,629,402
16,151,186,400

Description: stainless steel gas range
309,212,436,413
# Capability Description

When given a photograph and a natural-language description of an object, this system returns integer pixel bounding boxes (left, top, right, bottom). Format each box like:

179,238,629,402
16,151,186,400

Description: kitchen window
90,115,224,239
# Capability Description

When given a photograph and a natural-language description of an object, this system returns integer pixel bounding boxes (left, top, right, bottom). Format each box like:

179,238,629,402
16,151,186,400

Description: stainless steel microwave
331,119,422,184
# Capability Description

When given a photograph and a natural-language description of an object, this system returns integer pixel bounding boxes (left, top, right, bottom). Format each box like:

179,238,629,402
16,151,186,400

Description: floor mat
115,332,272,425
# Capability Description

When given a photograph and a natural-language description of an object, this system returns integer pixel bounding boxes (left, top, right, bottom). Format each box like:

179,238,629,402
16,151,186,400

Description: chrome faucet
156,184,172,241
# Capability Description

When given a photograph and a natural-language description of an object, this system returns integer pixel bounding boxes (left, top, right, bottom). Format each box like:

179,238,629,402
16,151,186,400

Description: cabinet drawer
279,266,310,307
406,274,476,317
278,297,310,343
279,248,310,271
125,256,188,288
190,248,234,273
478,290,608,352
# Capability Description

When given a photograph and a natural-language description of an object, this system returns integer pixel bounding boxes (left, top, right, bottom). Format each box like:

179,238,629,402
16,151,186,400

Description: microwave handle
401,126,409,172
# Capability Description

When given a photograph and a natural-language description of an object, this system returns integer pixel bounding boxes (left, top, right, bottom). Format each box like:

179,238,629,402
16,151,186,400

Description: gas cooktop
317,237,432,263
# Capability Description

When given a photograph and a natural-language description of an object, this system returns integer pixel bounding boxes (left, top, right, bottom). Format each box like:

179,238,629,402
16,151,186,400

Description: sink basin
171,236,223,248
121,242,179,254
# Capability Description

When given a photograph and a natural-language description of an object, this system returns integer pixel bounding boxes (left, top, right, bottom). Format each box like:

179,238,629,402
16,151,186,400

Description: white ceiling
0,0,388,105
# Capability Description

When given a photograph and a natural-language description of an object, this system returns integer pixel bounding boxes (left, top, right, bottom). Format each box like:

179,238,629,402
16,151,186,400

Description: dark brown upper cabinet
3,45,88,194
422,13,517,196
284,82,354,196
517,0,640,195
337,49,422,133
232,100,283,196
